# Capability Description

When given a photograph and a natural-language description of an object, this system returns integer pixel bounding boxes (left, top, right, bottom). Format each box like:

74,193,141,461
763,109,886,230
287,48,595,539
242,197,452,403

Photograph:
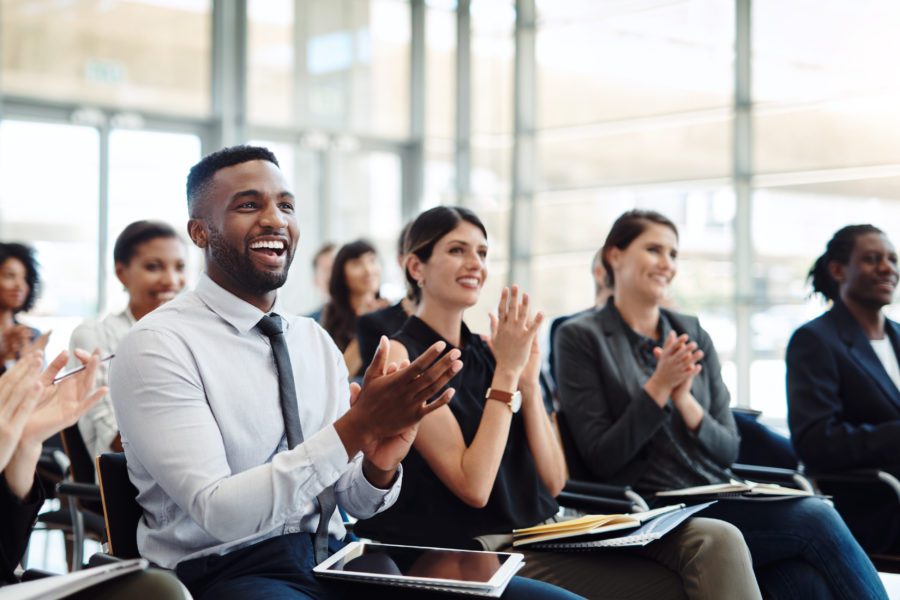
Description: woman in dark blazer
787,224,900,553
555,209,887,600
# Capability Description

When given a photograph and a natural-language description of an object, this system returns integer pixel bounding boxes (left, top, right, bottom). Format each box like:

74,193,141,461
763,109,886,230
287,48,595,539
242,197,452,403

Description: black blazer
554,302,739,487
0,475,43,585
355,302,409,375
787,300,900,473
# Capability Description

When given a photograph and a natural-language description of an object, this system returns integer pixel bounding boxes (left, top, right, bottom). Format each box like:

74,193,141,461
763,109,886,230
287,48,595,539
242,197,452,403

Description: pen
52,354,115,384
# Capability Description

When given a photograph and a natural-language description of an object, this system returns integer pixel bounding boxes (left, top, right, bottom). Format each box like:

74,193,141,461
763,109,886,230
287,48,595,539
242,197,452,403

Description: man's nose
259,200,288,227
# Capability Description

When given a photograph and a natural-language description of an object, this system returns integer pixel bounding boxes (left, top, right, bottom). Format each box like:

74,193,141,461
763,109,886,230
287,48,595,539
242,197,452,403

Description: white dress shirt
109,273,401,569
870,337,900,391
70,308,136,460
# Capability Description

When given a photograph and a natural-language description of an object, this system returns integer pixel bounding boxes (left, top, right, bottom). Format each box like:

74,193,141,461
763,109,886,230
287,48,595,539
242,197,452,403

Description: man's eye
279,203,295,212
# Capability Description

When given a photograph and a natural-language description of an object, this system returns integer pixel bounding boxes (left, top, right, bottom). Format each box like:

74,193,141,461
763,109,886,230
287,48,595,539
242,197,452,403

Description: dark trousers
175,533,583,600
701,498,888,600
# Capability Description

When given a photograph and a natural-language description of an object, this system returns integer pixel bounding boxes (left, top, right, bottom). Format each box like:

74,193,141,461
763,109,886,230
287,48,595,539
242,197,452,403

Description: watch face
510,391,523,413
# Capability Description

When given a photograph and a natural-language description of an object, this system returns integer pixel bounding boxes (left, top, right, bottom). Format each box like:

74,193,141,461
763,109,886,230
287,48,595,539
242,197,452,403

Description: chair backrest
96,453,142,559
60,425,104,515
554,411,593,481
60,425,96,483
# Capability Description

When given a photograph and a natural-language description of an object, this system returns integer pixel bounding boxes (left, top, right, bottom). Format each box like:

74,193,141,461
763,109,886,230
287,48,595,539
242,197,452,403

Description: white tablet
313,541,523,592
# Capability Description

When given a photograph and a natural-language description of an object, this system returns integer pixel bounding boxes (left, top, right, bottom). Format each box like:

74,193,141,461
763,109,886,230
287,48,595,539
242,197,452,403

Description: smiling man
108,146,465,600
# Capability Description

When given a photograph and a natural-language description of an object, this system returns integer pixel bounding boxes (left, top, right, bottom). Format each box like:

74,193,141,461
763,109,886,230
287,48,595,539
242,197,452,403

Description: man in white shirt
109,146,464,599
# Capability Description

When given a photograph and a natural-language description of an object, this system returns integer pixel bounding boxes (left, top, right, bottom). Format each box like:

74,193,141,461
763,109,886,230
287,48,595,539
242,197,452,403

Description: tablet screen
324,543,514,584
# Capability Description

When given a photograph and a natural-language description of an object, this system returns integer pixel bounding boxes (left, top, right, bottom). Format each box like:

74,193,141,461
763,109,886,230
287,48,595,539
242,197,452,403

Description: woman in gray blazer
554,209,886,600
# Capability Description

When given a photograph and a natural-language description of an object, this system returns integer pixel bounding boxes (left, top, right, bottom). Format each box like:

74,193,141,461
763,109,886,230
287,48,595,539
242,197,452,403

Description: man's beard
207,225,292,294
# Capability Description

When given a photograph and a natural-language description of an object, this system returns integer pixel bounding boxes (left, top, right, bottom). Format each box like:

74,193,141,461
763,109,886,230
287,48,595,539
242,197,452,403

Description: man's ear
187,218,208,249
828,260,846,285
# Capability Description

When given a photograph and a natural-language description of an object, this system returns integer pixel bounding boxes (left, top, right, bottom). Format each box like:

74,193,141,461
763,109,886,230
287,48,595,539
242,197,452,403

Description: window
1,0,212,117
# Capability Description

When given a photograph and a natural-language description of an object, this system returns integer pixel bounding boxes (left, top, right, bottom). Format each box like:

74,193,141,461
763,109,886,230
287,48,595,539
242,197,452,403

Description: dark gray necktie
257,313,337,564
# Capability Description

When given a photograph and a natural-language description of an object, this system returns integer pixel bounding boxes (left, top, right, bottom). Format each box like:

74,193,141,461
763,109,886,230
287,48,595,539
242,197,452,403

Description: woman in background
0,243,48,375
70,220,187,458
321,239,388,377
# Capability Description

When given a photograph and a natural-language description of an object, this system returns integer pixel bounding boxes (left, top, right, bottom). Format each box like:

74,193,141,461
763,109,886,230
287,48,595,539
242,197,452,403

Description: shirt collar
608,301,672,348
404,315,474,351
195,272,290,335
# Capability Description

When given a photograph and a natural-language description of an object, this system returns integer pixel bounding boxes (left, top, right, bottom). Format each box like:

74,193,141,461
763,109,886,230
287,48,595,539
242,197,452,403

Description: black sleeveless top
354,316,559,549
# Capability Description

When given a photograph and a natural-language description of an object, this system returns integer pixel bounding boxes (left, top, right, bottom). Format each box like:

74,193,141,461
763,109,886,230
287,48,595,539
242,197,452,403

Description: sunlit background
3,0,900,424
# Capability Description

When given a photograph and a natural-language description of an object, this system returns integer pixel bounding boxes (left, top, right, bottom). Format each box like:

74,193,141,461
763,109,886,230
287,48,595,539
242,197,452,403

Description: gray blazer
553,303,740,487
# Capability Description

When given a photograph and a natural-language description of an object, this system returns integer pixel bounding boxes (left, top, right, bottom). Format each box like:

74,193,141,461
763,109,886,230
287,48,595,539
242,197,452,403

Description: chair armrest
57,481,101,502
808,468,900,502
557,491,637,514
88,552,123,567
731,463,815,493
20,568,60,581
558,479,650,513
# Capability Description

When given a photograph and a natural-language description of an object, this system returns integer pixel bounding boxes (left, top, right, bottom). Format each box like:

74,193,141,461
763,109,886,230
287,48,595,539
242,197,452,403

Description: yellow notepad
512,504,683,547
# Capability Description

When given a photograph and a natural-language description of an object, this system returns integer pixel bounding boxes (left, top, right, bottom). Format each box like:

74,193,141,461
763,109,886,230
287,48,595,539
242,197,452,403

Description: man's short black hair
186,145,279,216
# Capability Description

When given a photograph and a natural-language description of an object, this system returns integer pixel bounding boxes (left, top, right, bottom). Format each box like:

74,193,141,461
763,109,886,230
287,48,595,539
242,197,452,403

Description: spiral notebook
521,502,714,551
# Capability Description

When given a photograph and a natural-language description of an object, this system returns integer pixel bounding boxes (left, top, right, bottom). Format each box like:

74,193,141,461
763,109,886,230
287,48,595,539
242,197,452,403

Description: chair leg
67,498,84,571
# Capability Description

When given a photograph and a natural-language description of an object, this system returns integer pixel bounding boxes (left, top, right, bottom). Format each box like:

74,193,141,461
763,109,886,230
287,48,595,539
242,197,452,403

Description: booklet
314,541,523,597
656,479,813,500
0,559,148,600
517,502,714,551
512,503,686,548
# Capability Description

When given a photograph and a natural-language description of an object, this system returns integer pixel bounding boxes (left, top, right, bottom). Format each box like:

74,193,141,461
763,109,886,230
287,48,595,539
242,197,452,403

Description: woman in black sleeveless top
356,206,761,600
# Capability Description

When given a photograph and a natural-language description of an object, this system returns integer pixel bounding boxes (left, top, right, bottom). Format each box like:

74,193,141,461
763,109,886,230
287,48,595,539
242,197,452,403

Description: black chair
553,411,649,514
803,466,900,573
553,410,814,515
95,452,143,560
53,425,107,570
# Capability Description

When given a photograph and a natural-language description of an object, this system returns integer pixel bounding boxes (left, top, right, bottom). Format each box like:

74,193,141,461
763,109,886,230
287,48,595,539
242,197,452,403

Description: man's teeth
250,240,285,250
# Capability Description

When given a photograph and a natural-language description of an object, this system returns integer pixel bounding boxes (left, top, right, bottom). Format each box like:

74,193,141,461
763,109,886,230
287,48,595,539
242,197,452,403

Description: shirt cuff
341,460,403,515
299,425,352,488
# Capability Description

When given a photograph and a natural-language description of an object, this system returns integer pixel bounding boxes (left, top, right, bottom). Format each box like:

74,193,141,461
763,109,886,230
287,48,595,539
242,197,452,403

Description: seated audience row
4,144,897,600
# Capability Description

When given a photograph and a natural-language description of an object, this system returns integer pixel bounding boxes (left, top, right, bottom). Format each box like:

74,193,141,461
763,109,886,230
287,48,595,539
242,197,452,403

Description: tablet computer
313,541,523,592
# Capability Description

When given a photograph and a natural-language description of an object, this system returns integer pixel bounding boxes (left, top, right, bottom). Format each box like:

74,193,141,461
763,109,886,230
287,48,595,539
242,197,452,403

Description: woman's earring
417,279,425,289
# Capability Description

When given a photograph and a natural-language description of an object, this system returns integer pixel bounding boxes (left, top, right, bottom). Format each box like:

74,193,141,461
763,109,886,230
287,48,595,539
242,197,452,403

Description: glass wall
1,0,212,116
2,0,900,415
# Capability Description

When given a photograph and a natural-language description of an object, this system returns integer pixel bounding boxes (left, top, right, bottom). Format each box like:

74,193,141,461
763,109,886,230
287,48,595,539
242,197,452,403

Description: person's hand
670,363,702,405
19,349,107,447
0,352,43,471
336,336,463,462
644,332,703,407
3,350,106,500
20,330,51,357
349,360,419,477
1,325,34,360
517,336,543,394
488,286,543,389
